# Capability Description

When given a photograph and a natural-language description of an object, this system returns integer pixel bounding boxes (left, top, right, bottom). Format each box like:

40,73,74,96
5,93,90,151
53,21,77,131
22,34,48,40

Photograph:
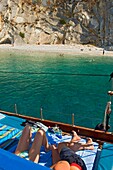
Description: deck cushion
97,143,113,170
0,123,22,146
0,148,50,170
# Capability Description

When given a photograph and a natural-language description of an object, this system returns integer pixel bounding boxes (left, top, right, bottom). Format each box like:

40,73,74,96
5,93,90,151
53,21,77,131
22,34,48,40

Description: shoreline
0,44,113,56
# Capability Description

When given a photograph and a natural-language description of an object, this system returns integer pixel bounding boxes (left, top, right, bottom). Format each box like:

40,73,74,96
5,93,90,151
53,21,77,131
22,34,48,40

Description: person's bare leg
51,145,60,166
42,130,50,151
15,125,32,154
83,138,94,150
68,137,94,151
57,130,81,152
29,129,50,163
58,138,94,153
70,130,81,142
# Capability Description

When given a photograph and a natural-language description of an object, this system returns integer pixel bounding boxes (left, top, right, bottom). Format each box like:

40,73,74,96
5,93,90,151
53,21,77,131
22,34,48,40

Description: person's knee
38,129,45,136
53,161,70,170
23,125,31,133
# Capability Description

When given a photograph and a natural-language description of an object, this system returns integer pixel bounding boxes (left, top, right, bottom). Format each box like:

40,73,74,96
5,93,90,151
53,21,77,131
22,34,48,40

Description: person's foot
85,138,94,150
86,138,93,144
71,130,81,142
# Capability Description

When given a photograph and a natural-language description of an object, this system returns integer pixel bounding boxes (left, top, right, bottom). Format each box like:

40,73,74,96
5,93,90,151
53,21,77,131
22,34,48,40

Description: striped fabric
0,123,22,146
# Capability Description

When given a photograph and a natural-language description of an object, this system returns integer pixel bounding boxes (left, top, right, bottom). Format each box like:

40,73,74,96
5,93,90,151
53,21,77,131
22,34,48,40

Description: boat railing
39,107,106,128
12,95,112,131
40,107,75,126
12,103,107,129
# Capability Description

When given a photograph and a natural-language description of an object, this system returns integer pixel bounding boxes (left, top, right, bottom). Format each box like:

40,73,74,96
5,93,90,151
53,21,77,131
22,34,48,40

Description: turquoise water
0,52,113,130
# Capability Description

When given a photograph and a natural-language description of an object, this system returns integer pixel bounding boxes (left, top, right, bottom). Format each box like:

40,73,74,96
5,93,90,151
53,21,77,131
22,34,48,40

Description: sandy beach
0,44,113,56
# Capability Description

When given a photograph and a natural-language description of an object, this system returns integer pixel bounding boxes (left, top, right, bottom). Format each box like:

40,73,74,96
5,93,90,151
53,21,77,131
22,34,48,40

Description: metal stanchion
72,113,74,126
40,108,44,120
14,104,17,114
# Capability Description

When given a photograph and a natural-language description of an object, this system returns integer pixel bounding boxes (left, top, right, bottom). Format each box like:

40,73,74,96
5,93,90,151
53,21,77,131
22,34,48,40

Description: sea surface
0,51,113,131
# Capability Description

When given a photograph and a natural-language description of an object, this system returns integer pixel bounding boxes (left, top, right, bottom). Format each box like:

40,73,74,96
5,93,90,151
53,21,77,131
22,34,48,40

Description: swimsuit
59,147,87,170
70,163,82,170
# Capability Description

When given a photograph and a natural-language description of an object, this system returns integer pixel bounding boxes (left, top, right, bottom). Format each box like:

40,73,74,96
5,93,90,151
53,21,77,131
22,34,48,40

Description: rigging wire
0,71,110,77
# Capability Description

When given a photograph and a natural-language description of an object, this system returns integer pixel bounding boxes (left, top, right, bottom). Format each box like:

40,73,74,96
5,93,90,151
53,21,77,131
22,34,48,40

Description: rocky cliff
0,0,113,49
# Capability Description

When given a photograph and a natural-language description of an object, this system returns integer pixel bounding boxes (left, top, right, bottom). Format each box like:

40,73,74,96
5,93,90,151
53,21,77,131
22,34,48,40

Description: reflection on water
0,52,113,130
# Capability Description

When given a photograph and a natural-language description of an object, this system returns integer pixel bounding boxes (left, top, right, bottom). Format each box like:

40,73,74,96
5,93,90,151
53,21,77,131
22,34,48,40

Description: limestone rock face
0,0,113,48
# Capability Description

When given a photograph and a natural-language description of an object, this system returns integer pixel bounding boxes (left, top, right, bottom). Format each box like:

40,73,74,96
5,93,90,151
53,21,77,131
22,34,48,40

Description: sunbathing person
14,125,94,170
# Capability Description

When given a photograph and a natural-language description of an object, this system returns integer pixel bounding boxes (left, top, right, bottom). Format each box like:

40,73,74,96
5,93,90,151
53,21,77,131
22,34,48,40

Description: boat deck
0,112,113,170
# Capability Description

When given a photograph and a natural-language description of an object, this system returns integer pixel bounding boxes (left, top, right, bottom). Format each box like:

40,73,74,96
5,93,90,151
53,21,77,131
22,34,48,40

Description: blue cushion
97,143,113,170
0,148,50,170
